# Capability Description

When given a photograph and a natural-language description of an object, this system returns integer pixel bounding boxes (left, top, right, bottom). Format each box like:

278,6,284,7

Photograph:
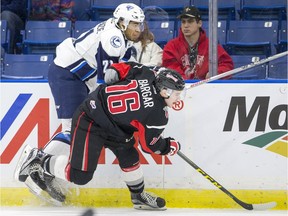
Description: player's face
124,21,143,41
163,90,183,108
181,17,202,37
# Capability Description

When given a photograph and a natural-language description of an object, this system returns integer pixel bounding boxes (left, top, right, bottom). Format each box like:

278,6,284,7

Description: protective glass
127,22,144,32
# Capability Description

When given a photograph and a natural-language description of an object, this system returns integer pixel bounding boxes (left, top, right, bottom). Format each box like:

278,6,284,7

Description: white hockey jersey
54,18,134,82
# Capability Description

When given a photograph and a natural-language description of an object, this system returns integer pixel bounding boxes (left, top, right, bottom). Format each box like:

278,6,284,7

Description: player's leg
17,147,66,203
45,61,89,154
17,63,90,202
110,145,166,210
17,110,104,203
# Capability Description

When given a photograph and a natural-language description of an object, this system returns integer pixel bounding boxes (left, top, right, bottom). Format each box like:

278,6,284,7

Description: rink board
0,81,287,209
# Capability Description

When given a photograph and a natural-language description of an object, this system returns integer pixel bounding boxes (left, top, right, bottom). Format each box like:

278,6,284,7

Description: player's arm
105,62,155,84
95,45,119,81
130,120,180,156
96,29,128,81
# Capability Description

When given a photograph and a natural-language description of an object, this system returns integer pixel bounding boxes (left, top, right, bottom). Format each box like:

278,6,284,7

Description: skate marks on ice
0,207,287,216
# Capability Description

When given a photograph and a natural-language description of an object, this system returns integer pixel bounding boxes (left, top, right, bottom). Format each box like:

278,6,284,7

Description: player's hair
136,21,154,52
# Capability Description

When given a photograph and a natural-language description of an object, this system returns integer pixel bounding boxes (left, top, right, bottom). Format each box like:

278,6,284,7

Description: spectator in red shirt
162,6,234,80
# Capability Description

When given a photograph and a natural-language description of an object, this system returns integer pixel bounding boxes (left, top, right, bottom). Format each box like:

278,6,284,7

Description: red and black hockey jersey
77,62,171,155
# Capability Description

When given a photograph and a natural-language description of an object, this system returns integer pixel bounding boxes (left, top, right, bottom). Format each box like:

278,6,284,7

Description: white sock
49,155,69,181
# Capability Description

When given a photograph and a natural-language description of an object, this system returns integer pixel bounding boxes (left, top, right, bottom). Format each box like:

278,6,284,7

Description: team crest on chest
110,36,122,48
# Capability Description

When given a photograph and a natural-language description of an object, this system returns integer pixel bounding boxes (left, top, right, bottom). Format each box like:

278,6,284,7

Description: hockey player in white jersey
49,3,145,135
14,3,145,205
39,3,144,155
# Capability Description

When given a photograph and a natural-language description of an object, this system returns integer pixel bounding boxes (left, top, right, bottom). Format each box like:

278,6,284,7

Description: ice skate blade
25,176,63,206
14,145,33,181
133,204,167,211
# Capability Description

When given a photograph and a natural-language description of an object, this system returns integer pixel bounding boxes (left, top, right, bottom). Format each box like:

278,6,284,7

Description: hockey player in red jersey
15,3,146,203
17,62,185,210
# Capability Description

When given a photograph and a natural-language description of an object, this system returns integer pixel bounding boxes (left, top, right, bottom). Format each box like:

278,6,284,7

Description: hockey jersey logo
90,100,97,109
110,36,122,48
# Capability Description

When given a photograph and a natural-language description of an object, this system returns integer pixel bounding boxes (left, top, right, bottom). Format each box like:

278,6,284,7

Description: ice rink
0,207,287,216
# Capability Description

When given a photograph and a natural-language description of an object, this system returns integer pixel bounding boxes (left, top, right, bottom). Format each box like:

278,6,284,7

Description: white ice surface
0,207,287,216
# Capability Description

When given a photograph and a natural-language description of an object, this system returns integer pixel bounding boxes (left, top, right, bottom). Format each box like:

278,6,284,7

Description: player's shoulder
102,19,123,39
101,23,125,50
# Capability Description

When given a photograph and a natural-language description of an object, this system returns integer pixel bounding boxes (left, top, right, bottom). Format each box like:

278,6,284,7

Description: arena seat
275,20,287,53
201,20,227,45
1,54,54,79
267,54,288,79
1,20,10,53
73,21,101,38
240,0,287,21
90,0,141,21
230,55,268,79
141,0,190,21
224,20,279,57
192,0,239,21
73,0,92,21
22,21,72,55
146,20,175,48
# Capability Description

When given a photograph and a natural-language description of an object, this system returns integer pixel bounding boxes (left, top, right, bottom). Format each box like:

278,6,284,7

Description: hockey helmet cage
155,69,185,92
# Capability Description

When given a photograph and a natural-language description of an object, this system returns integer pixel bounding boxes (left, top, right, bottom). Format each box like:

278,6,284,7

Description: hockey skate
15,145,66,205
131,191,167,210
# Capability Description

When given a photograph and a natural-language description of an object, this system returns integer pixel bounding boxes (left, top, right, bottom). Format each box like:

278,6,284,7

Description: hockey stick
177,150,277,210
186,51,288,90
81,209,94,216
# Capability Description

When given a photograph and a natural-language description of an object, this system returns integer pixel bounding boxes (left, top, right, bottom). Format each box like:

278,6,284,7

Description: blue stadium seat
90,0,141,21
201,20,227,45
192,0,238,21
275,20,287,53
73,0,92,21
240,0,287,22
141,0,190,21
146,20,175,48
22,21,72,55
230,55,268,79
1,54,54,79
276,41,288,53
143,5,170,21
268,54,288,79
1,20,10,53
278,20,287,41
73,21,101,38
224,20,279,57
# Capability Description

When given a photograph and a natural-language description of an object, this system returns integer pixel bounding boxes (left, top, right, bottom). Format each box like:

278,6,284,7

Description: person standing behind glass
1,0,27,54
129,22,163,67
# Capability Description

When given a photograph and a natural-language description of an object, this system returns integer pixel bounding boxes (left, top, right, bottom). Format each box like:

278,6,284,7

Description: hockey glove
104,68,119,84
169,139,181,156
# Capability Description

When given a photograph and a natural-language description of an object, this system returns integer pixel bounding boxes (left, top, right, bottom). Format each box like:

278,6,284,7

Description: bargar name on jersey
138,79,154,108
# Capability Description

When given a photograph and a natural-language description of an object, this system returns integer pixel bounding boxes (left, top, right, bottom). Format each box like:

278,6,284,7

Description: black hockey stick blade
177,150,277,210
81,209,94,216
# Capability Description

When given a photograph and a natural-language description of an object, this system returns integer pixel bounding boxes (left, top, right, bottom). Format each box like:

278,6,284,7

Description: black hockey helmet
155,68,185,92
